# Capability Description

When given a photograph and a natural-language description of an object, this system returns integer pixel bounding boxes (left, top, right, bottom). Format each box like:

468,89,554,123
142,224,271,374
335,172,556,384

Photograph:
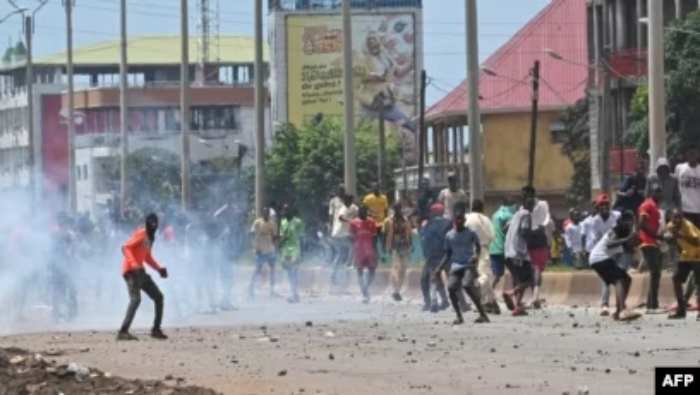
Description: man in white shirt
584,194,621,316
438,173,468,221
676,145,700,228
465,199,498,314
563,209,584,268
330,194,358,288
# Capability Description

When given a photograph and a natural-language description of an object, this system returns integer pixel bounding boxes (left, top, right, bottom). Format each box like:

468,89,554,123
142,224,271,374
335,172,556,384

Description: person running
279,206,305,304
363,183,389,260
521,186,553,308
584,194,621,316
437,204,489,325
639,186,664,314
248,207,279,299
665,209,700,321
437,173,468,221
385,202,413,302
490,198,515,292
350,206,378,303
503,197,536,316
588,211,641,321
466,199,499,314
419,203,451,312
118,213,169,341
328,185,347,267
330,194,358,289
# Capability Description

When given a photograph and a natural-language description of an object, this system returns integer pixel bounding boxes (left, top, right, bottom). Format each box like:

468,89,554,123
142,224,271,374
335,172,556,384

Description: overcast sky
0,0,550,104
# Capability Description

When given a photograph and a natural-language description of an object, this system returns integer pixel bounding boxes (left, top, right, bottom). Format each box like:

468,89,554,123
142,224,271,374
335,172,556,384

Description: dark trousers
420,257,447,307
120,269,164,333
49,263,78,321
673,262,700,313
447,266,484,318
642,246,662,309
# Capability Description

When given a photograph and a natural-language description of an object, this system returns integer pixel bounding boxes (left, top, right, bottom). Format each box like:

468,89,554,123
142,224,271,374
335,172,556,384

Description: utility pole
342,0,356,196
254,0,265,216
24,15,35,202
465,0,484,202
527,60,540,187
64,0,76,213
119,0,128,217
648,0,666,169
417,70,426,186
377,112,386,193
181,0,191,211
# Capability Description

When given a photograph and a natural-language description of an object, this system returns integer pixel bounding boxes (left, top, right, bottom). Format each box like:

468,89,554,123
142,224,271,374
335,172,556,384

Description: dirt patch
0,347,220,395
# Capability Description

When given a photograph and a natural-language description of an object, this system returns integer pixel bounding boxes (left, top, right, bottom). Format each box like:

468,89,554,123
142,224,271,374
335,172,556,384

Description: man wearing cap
584,193,621,316
437,173,468,221
419,203,451,312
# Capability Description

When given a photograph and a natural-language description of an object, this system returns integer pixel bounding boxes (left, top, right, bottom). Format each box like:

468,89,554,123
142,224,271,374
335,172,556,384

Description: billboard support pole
342,0,356,197
254,0,265,217
378,112,386,193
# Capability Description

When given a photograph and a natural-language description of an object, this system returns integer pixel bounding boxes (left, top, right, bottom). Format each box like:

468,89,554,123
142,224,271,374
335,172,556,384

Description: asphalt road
2,292,700,395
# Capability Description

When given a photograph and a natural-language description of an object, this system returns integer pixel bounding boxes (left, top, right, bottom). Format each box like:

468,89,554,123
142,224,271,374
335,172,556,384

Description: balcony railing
270,0,421,12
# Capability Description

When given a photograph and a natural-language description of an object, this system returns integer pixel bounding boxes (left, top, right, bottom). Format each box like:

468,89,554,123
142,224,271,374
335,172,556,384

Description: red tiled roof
427,0,589,121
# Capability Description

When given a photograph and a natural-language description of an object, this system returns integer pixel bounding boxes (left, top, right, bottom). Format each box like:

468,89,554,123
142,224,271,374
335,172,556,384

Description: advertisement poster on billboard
286,13,417,159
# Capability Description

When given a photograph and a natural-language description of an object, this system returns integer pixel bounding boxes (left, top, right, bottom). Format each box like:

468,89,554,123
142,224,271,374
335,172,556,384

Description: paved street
3,295,700,395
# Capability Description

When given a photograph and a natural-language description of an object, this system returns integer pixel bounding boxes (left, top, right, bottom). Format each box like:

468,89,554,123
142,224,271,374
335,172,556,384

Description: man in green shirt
490,198,515,291
280,205,305,304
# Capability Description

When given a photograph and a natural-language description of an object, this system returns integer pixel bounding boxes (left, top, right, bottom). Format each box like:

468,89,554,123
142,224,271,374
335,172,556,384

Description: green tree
265,118,400,229
628,11,700,160
559,98,591,206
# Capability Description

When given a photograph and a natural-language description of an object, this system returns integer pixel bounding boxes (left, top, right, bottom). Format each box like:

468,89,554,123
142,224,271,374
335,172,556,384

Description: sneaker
439,301,450,311
512,308,528,317
150,329,168,340
668,311,686,320
502,292,515,311
688,304,699,312
430,304,440,313
619,310,642,321
392,292,402,302
362,296,370,304
421,305,431,312
474,315,490,324
646,308,664,315
532,300,542,310
452,317,464,325
116,331,138,341
600,307,610,317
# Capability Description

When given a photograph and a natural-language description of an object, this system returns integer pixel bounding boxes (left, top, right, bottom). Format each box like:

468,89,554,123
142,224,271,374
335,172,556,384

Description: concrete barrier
292,266,682,307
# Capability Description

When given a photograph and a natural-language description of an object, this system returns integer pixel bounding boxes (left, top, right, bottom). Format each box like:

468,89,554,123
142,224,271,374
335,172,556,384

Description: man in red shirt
639,186,664,313
118,213,169,341
350,206,378,304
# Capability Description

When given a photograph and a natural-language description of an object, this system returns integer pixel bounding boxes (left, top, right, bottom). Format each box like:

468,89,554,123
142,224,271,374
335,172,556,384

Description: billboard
286,13,417,148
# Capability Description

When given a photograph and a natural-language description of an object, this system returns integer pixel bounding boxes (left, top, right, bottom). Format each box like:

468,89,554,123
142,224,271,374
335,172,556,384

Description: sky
0,0,550,104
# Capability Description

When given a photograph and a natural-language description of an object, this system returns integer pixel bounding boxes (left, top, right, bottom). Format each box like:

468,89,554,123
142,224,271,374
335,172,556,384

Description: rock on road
2,295,699,395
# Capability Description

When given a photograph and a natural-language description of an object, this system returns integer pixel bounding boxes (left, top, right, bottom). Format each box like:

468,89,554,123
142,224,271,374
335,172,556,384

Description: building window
191,106,237,131
76,165,82,181
83,164,88,180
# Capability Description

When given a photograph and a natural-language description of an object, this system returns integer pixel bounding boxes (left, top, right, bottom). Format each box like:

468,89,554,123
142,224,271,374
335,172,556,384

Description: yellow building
425,0,587,215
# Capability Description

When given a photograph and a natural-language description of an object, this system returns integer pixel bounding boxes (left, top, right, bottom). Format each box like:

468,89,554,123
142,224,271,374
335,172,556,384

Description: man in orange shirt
639,186,664,314
118,213,169,341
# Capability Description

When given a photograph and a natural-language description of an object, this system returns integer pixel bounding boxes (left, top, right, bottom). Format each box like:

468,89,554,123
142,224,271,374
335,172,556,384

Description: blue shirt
420,216,452,262
444,227,480,271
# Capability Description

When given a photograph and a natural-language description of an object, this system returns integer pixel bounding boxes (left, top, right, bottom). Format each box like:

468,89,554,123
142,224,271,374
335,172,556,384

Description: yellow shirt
362,193,389,224
666,219,700,262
